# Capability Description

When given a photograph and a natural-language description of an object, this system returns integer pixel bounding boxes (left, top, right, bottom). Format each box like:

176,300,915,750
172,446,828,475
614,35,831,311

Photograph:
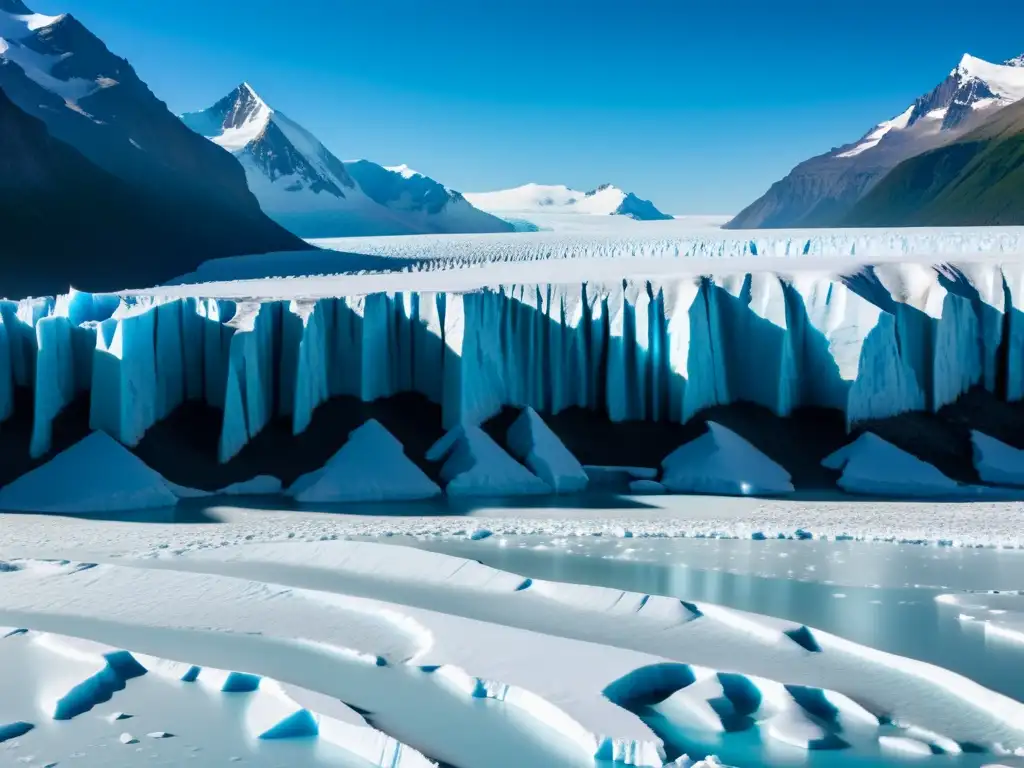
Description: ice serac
4,251,1024,472
661,422,794,496
288,419,441,502
427,424,551,496
971,431,1024,487
822,433,960,497
506,407,588,493
0,431,178,513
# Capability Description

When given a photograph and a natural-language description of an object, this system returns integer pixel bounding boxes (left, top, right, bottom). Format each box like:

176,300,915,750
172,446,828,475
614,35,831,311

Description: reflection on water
409,537,1024,705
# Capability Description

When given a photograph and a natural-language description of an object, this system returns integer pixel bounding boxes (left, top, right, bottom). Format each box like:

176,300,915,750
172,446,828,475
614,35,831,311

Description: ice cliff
3,258,1024,466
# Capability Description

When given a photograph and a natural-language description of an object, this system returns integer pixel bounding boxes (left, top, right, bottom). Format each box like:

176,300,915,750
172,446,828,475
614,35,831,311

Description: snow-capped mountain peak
465,182,671,221
181,86,512,238
728,49,1024,228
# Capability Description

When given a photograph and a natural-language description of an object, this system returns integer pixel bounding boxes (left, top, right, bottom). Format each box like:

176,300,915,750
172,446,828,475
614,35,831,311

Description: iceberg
427,424,551,496
822,433,960,497
288,420,441,502
0,431,178,513
660,422,794,496
506,407,588,493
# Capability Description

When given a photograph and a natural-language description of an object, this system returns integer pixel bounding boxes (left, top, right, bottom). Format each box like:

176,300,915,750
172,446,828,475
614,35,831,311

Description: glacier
6,231,1024,474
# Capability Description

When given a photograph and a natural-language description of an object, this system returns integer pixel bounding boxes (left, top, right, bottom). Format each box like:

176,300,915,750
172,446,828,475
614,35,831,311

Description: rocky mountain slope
0,0,306,275
845,96,1024,226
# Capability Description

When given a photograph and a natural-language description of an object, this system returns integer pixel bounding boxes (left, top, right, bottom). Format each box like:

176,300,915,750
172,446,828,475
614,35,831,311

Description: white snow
288,419,441,503
971,431,1024,487
465,182,658,218
0,431,178,514
181,85,508,238
956,53,1024,103
822,433,960,497
661,422,794,496
506,408,588,493
427,425,551,496
0,541,1021,767
385,163,422,179
837,105,915,157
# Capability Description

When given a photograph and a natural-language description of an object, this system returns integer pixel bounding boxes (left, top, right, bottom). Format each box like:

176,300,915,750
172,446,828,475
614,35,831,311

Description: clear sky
32,0,1024,214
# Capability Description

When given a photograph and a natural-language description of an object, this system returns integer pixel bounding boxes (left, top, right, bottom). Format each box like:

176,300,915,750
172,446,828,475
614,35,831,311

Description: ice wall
0,260,1020,463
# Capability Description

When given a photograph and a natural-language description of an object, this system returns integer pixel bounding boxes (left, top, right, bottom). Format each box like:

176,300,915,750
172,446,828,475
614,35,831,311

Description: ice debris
506,407,588,493
823,433,960,497
661,422,794,496
427,424,551,496
0,431,179,514
288,419,440,502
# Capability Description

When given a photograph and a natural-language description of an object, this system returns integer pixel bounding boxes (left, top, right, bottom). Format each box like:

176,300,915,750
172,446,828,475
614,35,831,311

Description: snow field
0,540,1021,766
0,628,434,767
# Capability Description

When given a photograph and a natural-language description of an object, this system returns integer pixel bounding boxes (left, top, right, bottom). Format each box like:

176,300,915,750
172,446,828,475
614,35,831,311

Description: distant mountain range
0,0,306,296
465,183,672,221
728,53,1024,229
180,84,513,238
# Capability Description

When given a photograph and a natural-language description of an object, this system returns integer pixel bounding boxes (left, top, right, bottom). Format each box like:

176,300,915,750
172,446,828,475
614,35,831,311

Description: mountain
464,183,673,220
0,0,306,277
726,53,1024,229
181,84,512,238
844,96,1024,226
0,85,269,298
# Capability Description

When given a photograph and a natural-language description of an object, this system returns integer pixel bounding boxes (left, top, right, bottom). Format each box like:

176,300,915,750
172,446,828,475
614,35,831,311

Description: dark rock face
0,85,297,299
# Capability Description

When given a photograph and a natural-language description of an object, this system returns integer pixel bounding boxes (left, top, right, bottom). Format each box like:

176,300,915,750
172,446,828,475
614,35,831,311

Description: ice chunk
971,431,1024,487
506,407,588,493
661,422,794,496
0,431,179,514
823,433,960,497
427,424,551,496
289,420,440,502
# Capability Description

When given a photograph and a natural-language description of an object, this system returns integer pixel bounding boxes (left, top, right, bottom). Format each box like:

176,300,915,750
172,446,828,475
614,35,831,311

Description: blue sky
34,0,1024,214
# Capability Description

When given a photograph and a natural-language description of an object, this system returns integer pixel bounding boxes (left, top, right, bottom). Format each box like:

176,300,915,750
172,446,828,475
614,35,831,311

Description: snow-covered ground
1,532,1023,767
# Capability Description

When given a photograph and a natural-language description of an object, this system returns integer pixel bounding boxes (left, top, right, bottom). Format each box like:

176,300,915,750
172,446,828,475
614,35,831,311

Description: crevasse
2,262,1021,463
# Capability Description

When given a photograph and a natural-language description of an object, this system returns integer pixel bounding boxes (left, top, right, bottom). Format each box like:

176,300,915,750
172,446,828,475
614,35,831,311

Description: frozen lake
404,535,1024,704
